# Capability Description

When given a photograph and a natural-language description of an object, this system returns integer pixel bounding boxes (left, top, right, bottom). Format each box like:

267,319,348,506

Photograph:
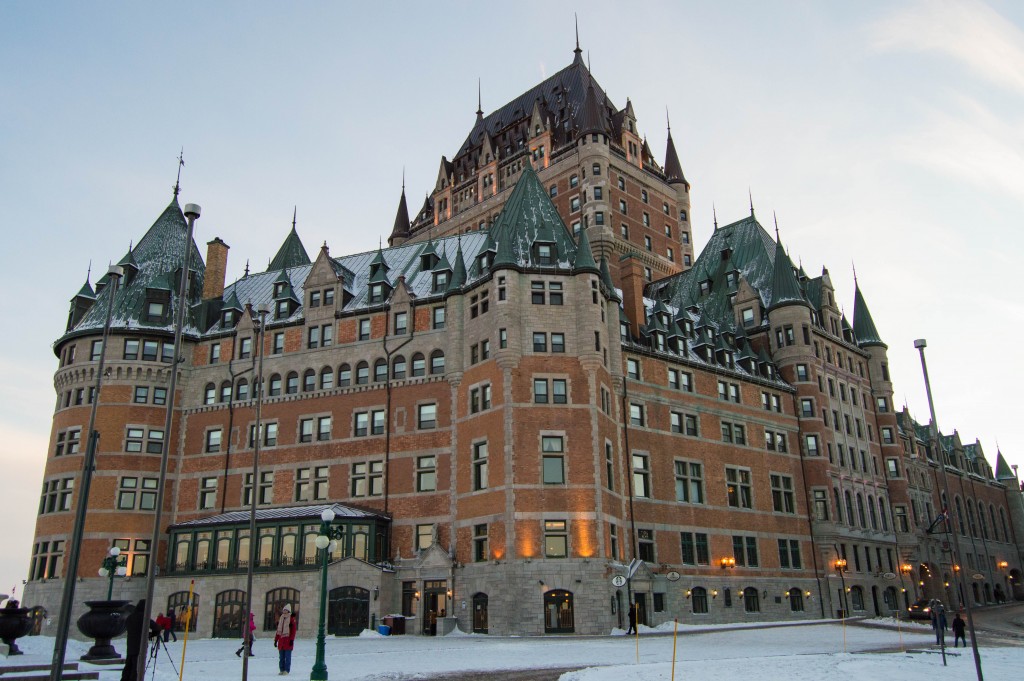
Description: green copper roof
572,227,598,272
73,277,95,301
852,283,885,348
448,239,467,291
994,452,1016,481
488,164,577,270
768,239,806,311
268,225,311,271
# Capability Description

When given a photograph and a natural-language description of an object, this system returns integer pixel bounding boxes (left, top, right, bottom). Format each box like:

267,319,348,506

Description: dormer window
535,243,554,265
274,281,286,297
433,271,449,293
742,308,755,327
698,280,711,296
275,300,290,319
369,283,385,304
620,321,630,341
324,288,335,306
421,253,437,271
309,290,321,308
222,310,237,327
726,272,738,288
143,289,171,324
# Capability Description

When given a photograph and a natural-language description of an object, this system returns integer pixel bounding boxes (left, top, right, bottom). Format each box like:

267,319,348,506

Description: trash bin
377,625,391,636
382,616,406,635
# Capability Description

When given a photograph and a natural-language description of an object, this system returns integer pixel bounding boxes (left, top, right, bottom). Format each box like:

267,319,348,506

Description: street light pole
311,507,343,681
136,202,200,681
98,547,126,601
914,339,984,681
242,303,269,681
49,264,123,681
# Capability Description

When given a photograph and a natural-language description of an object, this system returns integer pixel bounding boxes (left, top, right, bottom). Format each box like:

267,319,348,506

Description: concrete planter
76,600,132,660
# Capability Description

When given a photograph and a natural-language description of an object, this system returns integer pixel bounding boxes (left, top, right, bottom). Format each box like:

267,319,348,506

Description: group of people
929,601,969,648
235,605,297,676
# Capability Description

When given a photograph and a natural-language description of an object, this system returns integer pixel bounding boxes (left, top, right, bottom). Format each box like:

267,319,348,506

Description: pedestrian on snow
930,601,947,646
952,612,967,647
274,604,296,675
155,612,171,643
626,603,637,635
166,607,177,642
235,611,256,657
120,599,159,681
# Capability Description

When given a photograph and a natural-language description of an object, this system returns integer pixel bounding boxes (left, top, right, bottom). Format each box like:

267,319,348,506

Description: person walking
626,602,637,635
155,612,170,643
120,599,158,681
930,601,947,646
274,604,296,675
166,607,177,642
952,612,967,647
235,611,256,657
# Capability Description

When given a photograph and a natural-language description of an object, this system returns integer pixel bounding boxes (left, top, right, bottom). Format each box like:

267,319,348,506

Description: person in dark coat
626,602,637,635
120,599,159,681
166,607,177,642
930,602,947,646
952,612,967,647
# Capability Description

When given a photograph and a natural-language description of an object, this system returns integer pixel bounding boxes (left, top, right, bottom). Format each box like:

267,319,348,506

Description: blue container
377,625,391,636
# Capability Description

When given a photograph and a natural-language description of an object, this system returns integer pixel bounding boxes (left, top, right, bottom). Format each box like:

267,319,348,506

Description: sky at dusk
1,1,1022,598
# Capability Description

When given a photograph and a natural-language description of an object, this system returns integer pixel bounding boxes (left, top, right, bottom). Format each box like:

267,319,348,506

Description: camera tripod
145,633,179,679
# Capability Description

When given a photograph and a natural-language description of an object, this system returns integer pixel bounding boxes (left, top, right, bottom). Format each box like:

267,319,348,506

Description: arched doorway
742,587,760,613
972,583,980,605
213,589,246,638
328,586,369,636
543,590,574,633
472,593,488,634
264,588,300,632
788,588,804,612
883,586,898,613
983,584,992,604
167,591,199,633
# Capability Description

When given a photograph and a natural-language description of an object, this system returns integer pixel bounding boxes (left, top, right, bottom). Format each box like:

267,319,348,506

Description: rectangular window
124,339,139,360
532,332,547,352
726,467,753,509
393,312,408,335
627,358,641,380
550,333,565,352
629,403,645,426
778,539,802,569
638,528,655,562
417,403,436,429
205,428,222,453
238,337,252,359
133,386,149,404
542,454,565,485
473,442,488,490
416,456,437,492
732,535,759,567
674,460,704,503
317,416,331,441
770,474,796,514
415,524,434,551
680,532,710,566
273,332,285,354
544,520,568,558
805,434,820,456
633,453,650,498
473,524,488,562
358,318,371,341
432,306,445,329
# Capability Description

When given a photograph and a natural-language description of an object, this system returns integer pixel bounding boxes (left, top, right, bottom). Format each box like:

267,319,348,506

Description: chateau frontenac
29,43,1024,639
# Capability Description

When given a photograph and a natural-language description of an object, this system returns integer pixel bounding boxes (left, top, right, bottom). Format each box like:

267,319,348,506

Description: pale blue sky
1,1,1022,597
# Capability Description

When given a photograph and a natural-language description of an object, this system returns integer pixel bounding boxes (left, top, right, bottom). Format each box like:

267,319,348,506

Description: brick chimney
618,254,648,339
202,237,230,300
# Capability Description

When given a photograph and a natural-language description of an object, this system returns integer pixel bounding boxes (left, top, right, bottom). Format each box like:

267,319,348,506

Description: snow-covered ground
9,620,1020,680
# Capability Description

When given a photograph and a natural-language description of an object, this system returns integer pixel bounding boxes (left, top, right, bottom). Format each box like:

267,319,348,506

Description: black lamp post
98,547,126,601
311,507,344,681
833,554,849,617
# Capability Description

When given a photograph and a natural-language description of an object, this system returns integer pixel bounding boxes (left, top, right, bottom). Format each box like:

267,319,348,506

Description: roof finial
749,188,755,217
713,203,718,231
476,78,483,117
852,260,858,286
773,210,779,241
86,260,92,283
173,147,184,197
292,205,297,231
244,259,250,278
402,167,406,193
666,107,671,135
587,51,591,71
574,13,582,57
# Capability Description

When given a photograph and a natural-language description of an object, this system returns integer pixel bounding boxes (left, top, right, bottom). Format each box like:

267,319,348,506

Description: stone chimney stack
202,237,230,300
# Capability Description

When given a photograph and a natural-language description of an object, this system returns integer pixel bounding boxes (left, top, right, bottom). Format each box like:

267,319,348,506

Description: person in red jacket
155,613,171,642
274,604,296,675
235,612,256,657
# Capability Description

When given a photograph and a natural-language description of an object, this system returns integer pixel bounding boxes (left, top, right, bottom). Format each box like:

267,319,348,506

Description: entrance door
634,593,648,627
543,590,574,633
213,589,245,638
472,593,488,634
871,586,880,616
328,586,369,636
422,580,447,635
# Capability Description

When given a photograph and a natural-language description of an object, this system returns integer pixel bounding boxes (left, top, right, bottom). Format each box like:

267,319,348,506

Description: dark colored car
907,598,941,620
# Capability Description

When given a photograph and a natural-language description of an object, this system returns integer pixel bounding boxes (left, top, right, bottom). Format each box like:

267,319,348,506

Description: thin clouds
871,0,1024,95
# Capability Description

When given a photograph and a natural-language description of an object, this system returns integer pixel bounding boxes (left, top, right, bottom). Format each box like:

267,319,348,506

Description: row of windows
626,359,783,413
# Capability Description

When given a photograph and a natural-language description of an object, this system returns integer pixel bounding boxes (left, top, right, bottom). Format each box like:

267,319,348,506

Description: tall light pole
311,508,344,681
49,264,123,681
242,303,269,681
135,202,200,681
914,339,984,681
98,547,126,601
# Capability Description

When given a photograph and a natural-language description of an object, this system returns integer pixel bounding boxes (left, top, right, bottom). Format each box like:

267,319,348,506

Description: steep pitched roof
577,78,610,137
994,451,1016,482
488,165,577,269
664,124,688,187
572,226,598,272
389,187,411,242
767,238,807,311
852,283,885,348
268,225,311,271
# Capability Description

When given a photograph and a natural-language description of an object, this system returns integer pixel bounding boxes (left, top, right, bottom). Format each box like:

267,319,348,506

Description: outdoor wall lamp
373,586,379,601
685,589,692,599
719,557,736,569
900,563,913,575
414,591,420,600
998,561,1009,570
834,558,848,572
711,589,719,599
762,590,768,599
804,591,812,598
446,589,453,599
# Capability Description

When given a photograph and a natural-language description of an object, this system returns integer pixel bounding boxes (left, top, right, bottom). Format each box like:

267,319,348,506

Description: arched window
278,525,299,567
374,359,387,383
955,497,966,536
286,371,299,394
268,374,282,396
213,589,246,638
338,364,351,387
867,495,878,530
856,493,866,528
691,587,708,614
264,588,300,632
355,361,369,385
878,497,889,532
430,350,445,375
834,488,843,523
1000,508,1009,543
303,369,315,392
320,367,334,390
167,591,199,633
844,491,854,526
979,505,989,540
193,532,212,570
788,588,804,612
850,586,865,611
220,381,232,403
989,505,999,542
258,528,275,567
204,383,216,405
411,353,426,377
543,590,575,633
743,587,760,613
392,355,406,379
235,378,249,402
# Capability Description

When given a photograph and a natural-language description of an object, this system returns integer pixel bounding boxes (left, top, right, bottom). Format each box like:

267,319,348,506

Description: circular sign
972,573,985,581
611,575,627,587
882,572,897,581
666,571,681,582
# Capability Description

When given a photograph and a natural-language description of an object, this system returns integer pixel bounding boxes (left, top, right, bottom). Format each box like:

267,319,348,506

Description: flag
926,509,949,535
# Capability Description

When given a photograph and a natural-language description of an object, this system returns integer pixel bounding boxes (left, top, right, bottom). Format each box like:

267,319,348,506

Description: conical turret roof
664,122,688,187
389,187,411,242
268,224,311,272
572,227,598,272
767,238,806,311
852,283,885,348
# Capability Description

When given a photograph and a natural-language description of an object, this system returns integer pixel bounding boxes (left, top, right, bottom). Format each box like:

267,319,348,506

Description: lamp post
311,507,344,681
899,562,916,605
833,554,849,617
49,264,123,681
914,339,984,681
242,303,270,681
98,547,127,601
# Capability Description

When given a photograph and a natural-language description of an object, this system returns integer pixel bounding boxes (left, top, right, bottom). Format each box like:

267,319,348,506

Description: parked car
907,598,941,620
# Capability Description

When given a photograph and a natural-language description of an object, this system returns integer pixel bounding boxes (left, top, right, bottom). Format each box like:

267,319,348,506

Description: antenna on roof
173,148,184,197
574,13,582,57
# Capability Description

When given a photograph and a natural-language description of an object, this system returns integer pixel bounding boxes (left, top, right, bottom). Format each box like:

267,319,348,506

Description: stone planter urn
0,605,33,655
76,600,132,661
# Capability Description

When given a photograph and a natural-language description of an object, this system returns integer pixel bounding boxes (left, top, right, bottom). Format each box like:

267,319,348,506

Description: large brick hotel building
27,44,1024,638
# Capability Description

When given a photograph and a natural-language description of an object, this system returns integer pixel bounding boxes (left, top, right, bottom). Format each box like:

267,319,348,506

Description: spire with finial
573,13,583,61
173,148,184,197
773,211,780,241
476,79,483,121
663,109,687,186
292,205,297,231
713,204,718,231
852,261,858,286
749,189,755,218
244,259,250,278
